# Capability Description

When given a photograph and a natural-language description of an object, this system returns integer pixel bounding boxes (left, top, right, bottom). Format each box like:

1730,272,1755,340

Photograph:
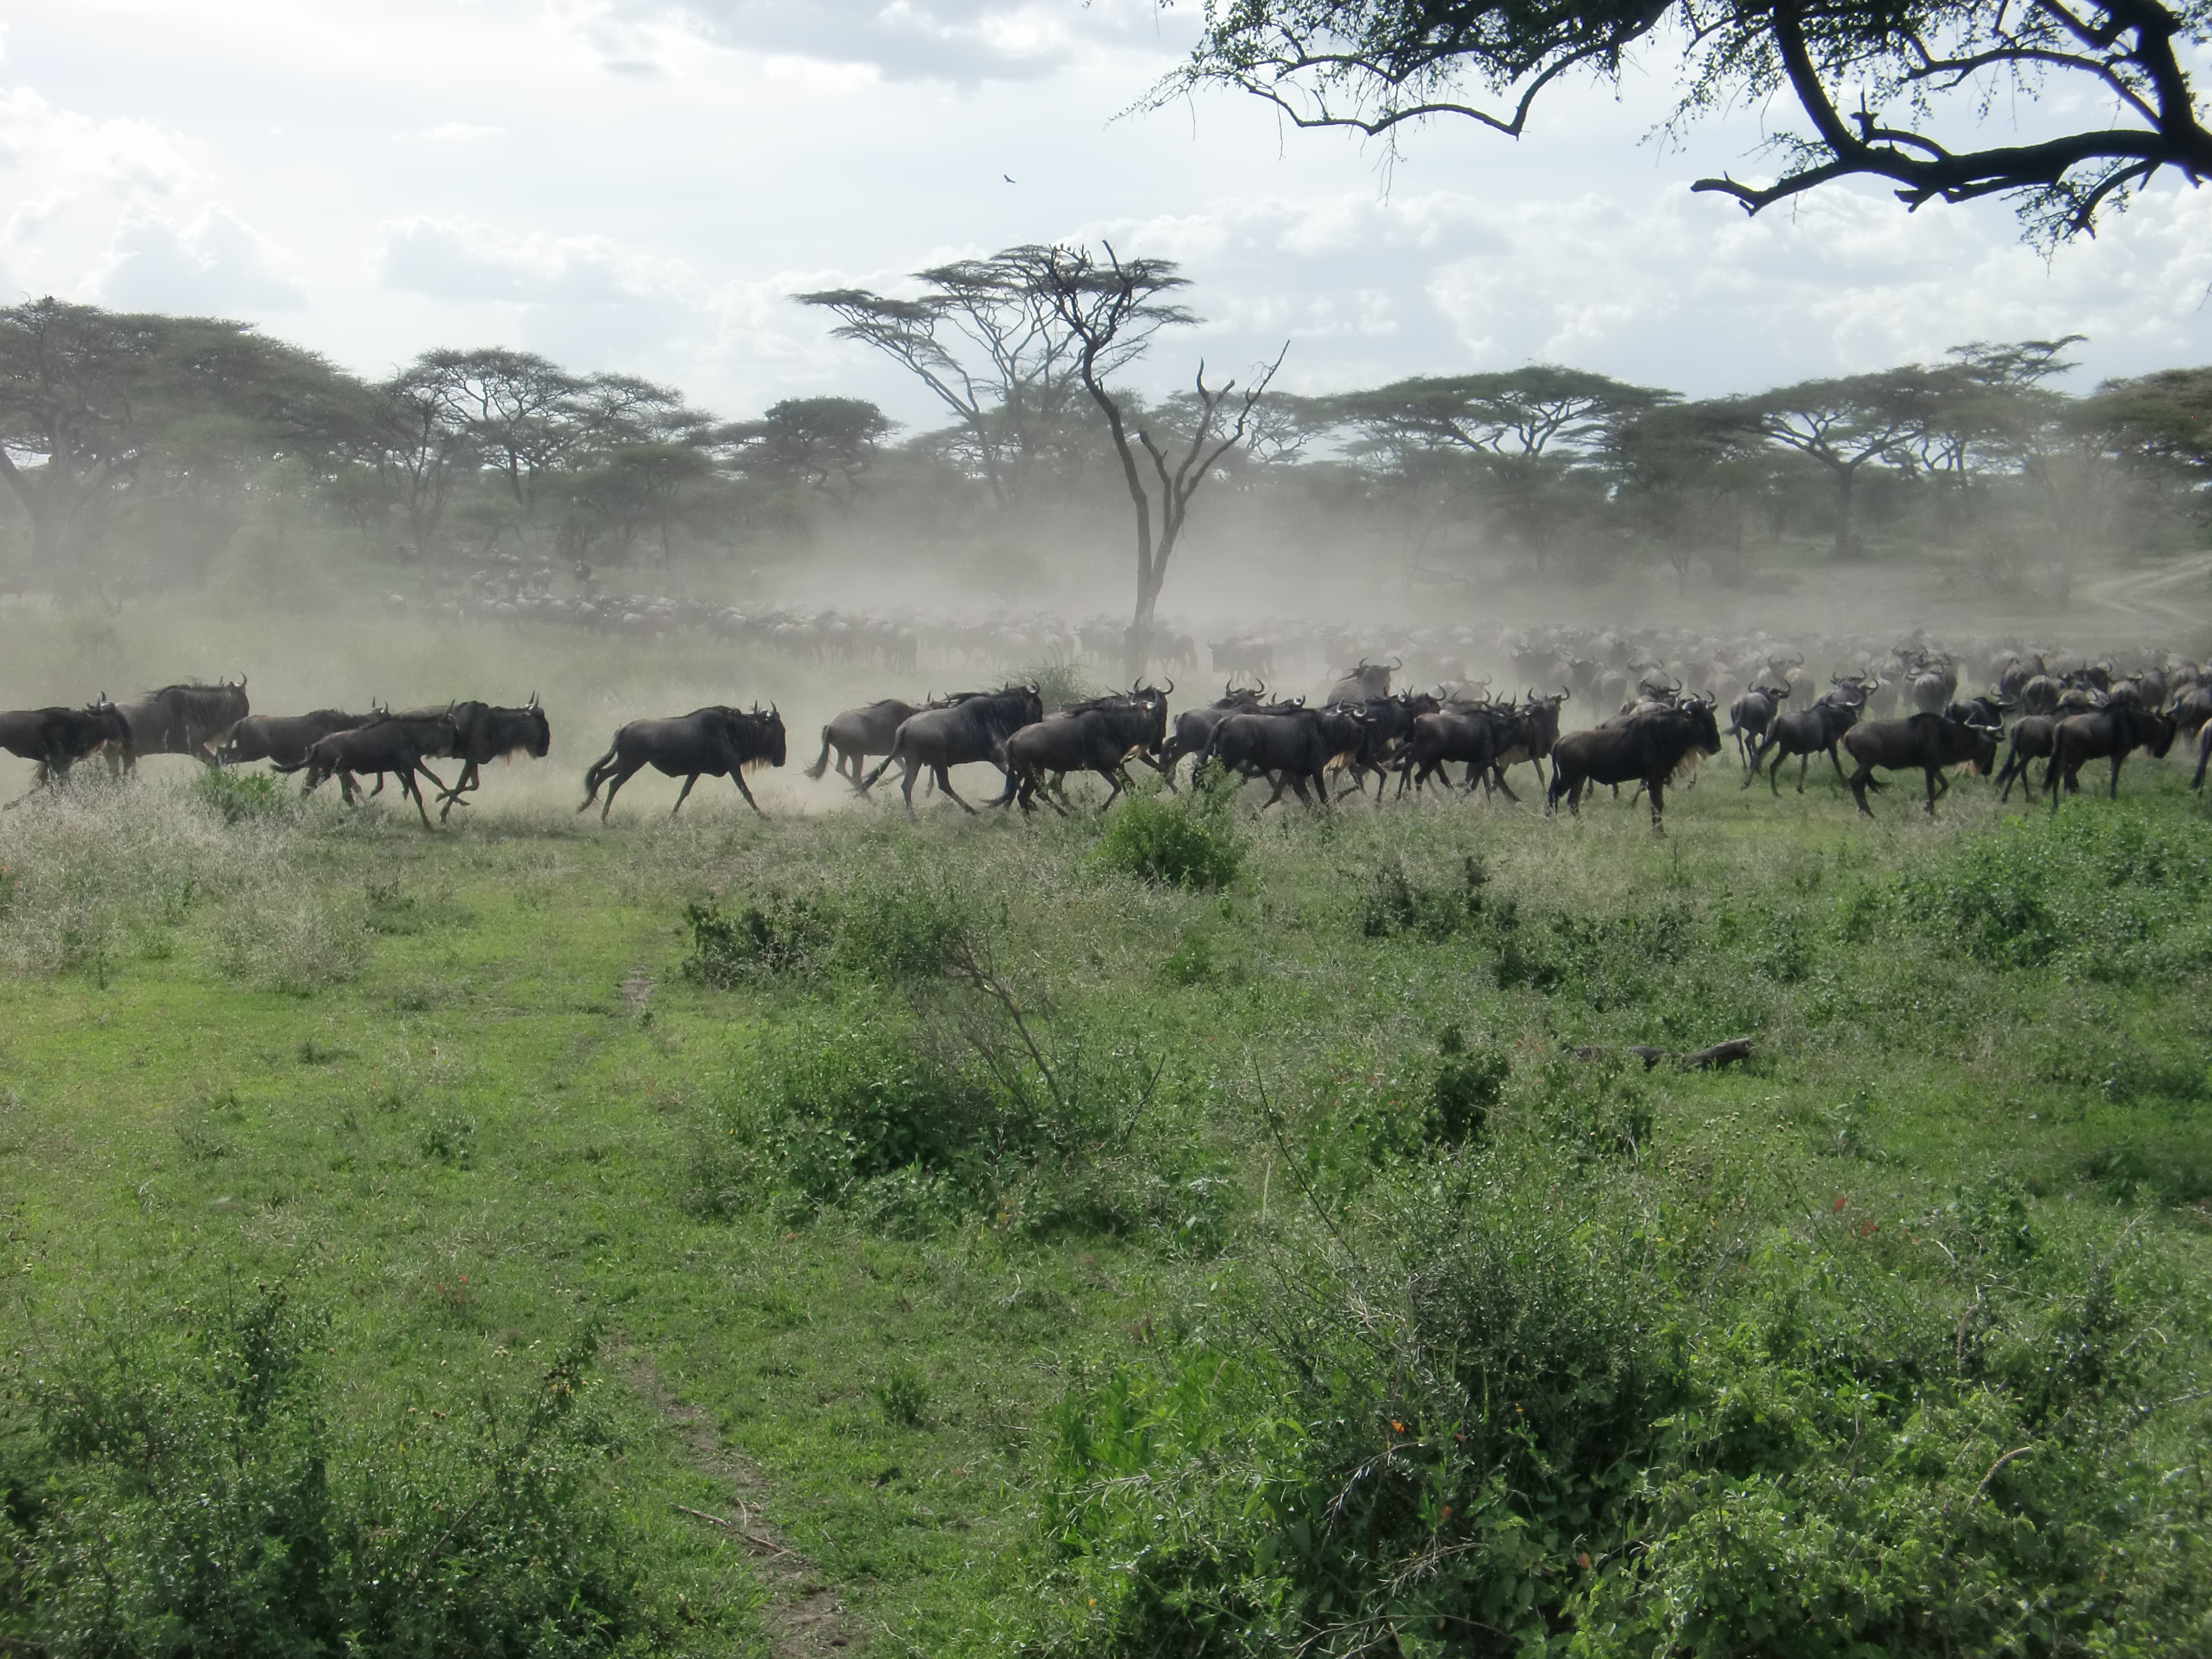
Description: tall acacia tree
1036,244,1284,676
1157,0,2211,246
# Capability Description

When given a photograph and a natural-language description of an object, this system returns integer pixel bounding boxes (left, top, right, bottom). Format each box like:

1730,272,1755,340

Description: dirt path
632,1356,858,1656
2079,551,2212,634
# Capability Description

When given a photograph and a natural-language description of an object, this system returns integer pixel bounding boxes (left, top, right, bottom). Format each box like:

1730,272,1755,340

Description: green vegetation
0,757,2208,1655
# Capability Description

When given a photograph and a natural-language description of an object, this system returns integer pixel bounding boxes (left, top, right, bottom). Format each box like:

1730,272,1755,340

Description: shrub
681,893,836,984
1427,1028,1509,1143
1360,853,1487,939
1091,768,1246,890
193,766,289,825
875,1361,932,1427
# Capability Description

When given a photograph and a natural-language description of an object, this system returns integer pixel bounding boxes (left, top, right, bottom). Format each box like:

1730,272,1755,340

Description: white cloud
377,217,696,306
87,205,307,312
0,87,191,196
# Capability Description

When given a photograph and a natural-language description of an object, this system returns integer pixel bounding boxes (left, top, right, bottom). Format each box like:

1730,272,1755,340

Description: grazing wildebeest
1745,677,1870,794
0,700,133,798
1546,700,1723,833
996,685,1170,813
1158,685,1274,788
220,709,371,769
278,711,460,829
110,680,251,771
1326,658,1398,706
578,705,787,821
2046,704,2176,808
805,698,923,786
1204,703,1371,807
432,696,552,820
1994,716,2059,802
1726,681,1793,768
860,685,1042,816
1842,714,1999,817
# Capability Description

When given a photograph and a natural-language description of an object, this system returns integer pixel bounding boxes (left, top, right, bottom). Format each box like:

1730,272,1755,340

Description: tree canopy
1156,0,2212,244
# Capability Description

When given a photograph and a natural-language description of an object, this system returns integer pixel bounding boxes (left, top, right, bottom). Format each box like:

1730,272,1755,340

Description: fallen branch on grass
1566,1036,1753,1071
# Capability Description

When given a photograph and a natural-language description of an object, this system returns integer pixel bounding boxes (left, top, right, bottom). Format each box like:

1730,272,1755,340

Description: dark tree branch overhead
1155,0,2212,244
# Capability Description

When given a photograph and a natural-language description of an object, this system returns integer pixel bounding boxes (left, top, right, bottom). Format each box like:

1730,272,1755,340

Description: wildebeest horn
1388,656,1402,671
1161,677,1175,695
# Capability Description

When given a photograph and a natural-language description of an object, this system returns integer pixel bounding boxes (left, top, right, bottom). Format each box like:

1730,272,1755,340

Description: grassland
0,618,2208,1656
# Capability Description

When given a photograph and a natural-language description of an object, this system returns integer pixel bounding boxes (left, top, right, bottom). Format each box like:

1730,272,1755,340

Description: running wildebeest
1726,681,1793,768
278,710,460,829
1546,699,1723,834
805,698,925,786
579,705,787,821
1158,685,1277,788
860,685,1042,816
432,696,552,820
1480,691,1569,801
2045,703,2176,808
220,709,371,769
1204,703,1373,808
1994,715,2059,802
1395,702,1498,799
1745,677,1871,794
1326,657,1398,706
1841,714,2000,817
995,685,1171,813
109,680,251,771
0,699,133,799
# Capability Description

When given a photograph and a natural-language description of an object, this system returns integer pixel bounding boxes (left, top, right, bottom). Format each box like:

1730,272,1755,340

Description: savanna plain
1,606,2208,1659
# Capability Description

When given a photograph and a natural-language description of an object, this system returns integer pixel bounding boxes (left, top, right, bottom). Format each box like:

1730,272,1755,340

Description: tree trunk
1830,467,1859,560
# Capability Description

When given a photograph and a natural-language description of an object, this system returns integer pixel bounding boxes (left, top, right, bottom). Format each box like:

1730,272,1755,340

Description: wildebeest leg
399,765,438,830
2193,731,2210,789
2108,753,2124,800
1848,765,1877,817
1796,752,1811,794
1646,777,1666,834
597,760,647,823
727,768,766,816
1828,744,1849,784
1095,766,1127,812
1491,767,1521,804
670,774,701,817
933,764,979,814
436,761,482,821
1924,766,1941,815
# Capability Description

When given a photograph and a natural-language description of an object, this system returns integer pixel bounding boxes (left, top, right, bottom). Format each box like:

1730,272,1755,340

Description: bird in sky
1004,174,1016,183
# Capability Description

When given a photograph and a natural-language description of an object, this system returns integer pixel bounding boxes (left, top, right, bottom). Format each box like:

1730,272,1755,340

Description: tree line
1,270,2206,624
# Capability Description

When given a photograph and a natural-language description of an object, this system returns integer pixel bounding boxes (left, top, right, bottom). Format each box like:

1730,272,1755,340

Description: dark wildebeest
2046,704,2176,808
2193,720,2212,791
220,709,371,769
1159,685,1273,788
432,696,552,820
1546,700,1723,833
1395,703,1498,799
860,685,1042,816
1994,716,2059,802
578,705,788,821
1745,677,1870,794
0,700,134,799
109,680,251,771
278,711,460,829
1726,681,1793,769
1326,657,1398,706
805,698,924,787
1841,714,1999,817
995,686,1171,813
1481,691,1569,801
1204,703,1371,807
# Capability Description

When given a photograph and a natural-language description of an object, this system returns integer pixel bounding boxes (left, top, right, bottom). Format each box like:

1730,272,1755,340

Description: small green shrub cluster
0,1285,648,1657
1359,852,1487,939
1090,769,1246,890
194,766,290,825
682,874,967,986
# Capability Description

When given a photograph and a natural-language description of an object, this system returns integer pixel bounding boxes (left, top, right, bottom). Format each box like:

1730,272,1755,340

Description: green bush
682,876,966,987
194,767,289,825
0,1285,645,1657
1360,853,1486,939
1091,768,1246,890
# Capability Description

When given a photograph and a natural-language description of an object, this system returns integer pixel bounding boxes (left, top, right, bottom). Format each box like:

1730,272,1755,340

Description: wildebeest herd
3,641,2208,834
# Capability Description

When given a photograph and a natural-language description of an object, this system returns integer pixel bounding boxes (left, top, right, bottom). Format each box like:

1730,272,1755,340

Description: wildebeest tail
803,727,834,779
577,744,620,811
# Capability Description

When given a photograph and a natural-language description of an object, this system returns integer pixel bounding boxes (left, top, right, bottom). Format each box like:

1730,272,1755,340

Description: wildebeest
1726,681,1793,768
995,686,1170,813
432,696,552,820
2046,703,2176,808
805,698,923,786
1481,691,1568,800
1546,700,1722,833
278,710,460,829
1158,685,1274,787
1326,658,1398,706
109,680,251,771
1204,703,1372,807
578,705,787,821
220,709,370,769
860,685,1042,816
1841,714,1999,817
0,700,133,797
1745,677,1870,794
1394,702,1498,799
1993,716,2059,802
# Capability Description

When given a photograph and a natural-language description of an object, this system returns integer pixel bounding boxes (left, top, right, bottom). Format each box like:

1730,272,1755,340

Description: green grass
1,731,2209,1654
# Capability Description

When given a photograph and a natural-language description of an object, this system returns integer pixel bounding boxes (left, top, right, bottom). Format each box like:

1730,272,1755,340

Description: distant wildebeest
1204,703,1373,808
2045,703,2176,808
805,698,924,787
109,680,251,771
220,709,370,770
995,685,1171,813
0,700,133,799
1546,699,1722,834
1994,716,2059,802
278,710,460,829
1841,714,1999,817
860,685,1043,816
1745,677,1871,794
1208,636,1274,681
432,696,552,820
1326,658,1399,706
1726,681,1793,768
578,705,787,821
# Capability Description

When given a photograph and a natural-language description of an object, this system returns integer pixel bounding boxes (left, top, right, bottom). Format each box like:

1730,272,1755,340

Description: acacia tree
1036,243,1285,675
797,249,1187,509
716,398,896,507
1745,371,1938,558
1157,0,2212,246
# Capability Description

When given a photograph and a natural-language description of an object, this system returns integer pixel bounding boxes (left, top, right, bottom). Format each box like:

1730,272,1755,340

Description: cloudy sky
3,0,2209,426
